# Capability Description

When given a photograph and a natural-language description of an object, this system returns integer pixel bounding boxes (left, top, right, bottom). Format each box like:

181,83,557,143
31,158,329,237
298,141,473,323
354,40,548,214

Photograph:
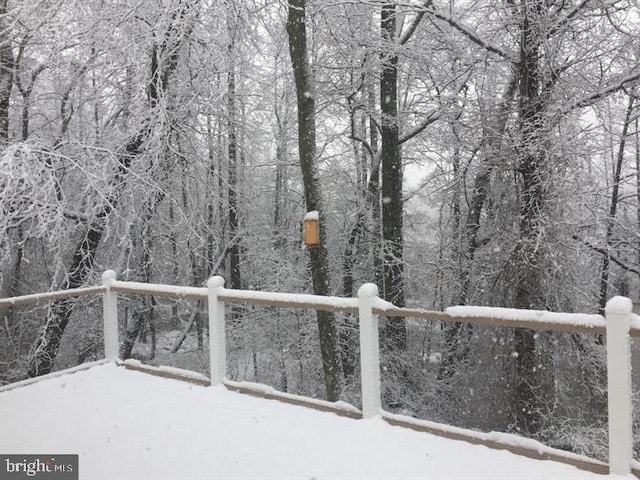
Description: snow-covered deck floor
0,363,629,479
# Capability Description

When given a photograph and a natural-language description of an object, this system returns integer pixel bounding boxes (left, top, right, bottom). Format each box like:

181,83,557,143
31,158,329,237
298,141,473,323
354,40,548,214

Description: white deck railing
102,270,637,476
1,269,637,475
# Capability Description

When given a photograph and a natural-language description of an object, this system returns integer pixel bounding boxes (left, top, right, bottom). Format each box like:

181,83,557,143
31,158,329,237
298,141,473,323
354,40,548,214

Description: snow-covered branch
399,109,440,144
562,70,640,113
572,234,640,276
423,7,513,62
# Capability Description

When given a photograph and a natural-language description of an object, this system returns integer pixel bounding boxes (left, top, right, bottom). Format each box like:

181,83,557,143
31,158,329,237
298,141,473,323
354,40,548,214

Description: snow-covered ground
0,362,634,479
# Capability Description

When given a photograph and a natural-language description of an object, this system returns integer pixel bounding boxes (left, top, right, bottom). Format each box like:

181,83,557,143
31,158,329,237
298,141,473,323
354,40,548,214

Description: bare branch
547,0,591,38
398,0,432,45
572,234,640,276
562,70,640,113
424,7,513,62
350,134,376,158
399,110,440,144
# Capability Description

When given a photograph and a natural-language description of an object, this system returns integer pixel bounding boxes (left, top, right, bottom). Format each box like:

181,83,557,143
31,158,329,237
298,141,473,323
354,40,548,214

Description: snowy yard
0,362,633,479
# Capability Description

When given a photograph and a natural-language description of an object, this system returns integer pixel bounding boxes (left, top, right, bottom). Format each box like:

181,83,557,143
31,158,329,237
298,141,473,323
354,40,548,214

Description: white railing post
101,270,119,359
208,275,226,386
604,296,633,476
358,283,381,418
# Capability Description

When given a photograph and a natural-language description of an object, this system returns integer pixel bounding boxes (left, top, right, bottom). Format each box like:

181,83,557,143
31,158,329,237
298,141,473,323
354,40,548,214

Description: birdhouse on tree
304,210,320,248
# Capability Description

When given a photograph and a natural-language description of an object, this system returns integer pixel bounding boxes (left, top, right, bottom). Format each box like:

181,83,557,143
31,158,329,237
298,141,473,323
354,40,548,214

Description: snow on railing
1,269,637,475
0,285,107,307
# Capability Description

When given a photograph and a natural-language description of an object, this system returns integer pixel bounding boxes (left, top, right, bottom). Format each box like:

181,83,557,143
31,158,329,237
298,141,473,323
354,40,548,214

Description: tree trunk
341,80,382,377
364,74,384,292
286,0,342,402
273,76,289,249
121,303,149,360
511,0,550,435
169,199,179,322
14,35,46,142
0,0,13,144
439,75,517,381
636,110,640,270
341,211,365,378
598,95,635,313
122,191,161,359
227,13,241,290
380,3,406,351
206,112,218,275
5,229,23,326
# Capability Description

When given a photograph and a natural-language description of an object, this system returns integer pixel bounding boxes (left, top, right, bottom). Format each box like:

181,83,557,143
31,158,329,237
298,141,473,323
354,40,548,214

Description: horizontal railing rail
1,269,637,476
0,286,107,308
110,279,362,313
110,280,206,300
5,280,639,338
377,305,640,337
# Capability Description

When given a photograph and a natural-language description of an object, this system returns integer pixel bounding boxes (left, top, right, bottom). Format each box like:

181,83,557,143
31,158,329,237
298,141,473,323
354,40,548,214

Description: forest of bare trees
1,0,639,461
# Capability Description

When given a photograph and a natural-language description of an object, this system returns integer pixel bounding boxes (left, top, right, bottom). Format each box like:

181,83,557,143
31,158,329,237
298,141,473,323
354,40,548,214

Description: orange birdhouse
304,211,320,248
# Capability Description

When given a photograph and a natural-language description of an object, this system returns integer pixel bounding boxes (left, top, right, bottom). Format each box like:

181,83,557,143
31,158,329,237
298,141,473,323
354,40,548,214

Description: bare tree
286,0,342,401
597,94,636,312
27,0,199,377
0,0,12,144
